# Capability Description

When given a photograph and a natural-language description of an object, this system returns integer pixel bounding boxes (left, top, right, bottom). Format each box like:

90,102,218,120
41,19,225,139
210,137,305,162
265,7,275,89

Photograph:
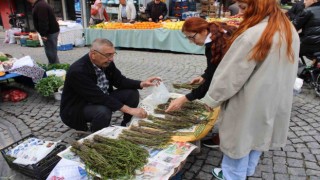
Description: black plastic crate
0,135,66,180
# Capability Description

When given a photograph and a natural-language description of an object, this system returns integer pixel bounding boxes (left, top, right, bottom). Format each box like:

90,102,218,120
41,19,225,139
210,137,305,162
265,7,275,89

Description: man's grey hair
91,38,114,51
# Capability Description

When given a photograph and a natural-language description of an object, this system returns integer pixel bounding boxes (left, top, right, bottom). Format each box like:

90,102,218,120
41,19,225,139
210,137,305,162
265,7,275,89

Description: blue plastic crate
58,44,73,51
20,38,27,47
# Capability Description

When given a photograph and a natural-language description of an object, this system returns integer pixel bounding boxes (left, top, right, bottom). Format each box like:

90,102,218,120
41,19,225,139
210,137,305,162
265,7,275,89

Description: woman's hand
165,96,189,112
190,76,205,85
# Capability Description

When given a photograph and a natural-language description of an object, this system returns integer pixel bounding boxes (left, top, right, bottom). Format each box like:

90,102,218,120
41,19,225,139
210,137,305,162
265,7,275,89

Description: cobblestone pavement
0,32,319,180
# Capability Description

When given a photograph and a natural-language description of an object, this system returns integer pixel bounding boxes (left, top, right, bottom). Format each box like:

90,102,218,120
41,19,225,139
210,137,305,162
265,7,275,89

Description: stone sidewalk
0,32,319,180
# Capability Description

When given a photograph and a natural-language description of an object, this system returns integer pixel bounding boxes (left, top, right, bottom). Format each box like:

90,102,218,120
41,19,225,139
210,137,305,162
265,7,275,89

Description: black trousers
83,89,139,132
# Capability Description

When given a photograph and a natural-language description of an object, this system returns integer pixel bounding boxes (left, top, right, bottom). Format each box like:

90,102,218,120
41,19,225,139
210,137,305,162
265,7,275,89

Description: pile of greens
35,76,64,97
71,135,148,179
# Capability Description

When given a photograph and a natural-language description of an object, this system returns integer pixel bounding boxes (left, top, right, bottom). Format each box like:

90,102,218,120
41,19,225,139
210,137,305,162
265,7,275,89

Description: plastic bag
75,37,85,47
144,82,170,106
293,77,303,95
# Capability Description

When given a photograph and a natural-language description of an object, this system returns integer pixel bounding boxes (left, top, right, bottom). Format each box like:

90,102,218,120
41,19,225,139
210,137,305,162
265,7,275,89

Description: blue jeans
43,32,60,64
221,150,262,180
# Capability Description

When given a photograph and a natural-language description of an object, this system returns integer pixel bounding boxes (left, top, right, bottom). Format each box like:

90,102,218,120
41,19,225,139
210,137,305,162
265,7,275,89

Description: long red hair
182,17,237,64
229,0,294,62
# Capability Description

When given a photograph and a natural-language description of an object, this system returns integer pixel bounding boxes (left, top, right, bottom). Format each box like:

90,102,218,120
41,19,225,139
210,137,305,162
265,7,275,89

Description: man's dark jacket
287,1,305,21
145,1,168,22
292,2,320,49
32,0,60,37
60,54,142,131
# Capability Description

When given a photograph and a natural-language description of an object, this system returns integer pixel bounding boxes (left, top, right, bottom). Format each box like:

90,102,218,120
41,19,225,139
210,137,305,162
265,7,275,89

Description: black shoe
202,138,219,148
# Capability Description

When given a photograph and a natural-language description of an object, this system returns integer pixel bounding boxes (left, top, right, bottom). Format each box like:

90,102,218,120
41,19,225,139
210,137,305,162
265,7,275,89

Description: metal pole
81,0,88,28
61,0,67,20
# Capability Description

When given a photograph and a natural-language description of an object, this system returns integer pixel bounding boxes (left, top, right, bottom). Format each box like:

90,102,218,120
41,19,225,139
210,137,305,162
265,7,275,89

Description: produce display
89,17,242,31
162,21,185,30
71,135,148,179
207,17,243,26
93,22,162,30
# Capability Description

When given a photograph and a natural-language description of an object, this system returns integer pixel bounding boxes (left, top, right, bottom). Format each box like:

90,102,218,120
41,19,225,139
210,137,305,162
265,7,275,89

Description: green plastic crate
26,40,40,47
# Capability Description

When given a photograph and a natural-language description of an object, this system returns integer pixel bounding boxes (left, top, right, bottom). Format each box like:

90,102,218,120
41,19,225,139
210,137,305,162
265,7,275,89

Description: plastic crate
58,44,73,51
26,40,40,47
20,38,27,47
0,135,66,180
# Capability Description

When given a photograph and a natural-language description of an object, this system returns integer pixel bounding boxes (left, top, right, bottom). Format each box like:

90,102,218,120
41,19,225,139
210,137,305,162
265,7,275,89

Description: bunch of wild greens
71,135,148,179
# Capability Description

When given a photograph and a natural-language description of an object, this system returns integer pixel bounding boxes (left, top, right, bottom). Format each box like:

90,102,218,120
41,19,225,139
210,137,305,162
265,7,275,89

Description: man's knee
128,89,140,107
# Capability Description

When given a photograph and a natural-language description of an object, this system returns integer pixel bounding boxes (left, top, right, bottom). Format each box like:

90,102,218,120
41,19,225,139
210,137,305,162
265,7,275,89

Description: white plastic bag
143,82,170,106
75,37,85,47
293,77,303,95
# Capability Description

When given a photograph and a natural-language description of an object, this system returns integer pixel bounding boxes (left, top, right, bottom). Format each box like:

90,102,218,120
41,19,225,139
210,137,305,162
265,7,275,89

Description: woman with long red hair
201,0,300,179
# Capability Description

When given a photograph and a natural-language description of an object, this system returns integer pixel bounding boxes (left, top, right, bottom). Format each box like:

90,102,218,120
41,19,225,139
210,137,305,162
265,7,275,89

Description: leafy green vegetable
36,63,70,71
35,76,64,97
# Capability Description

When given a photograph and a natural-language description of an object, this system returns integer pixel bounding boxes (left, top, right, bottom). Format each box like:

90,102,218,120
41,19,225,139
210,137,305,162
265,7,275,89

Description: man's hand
42,37,48,42
148,18,152,22
159,15,163,20
140,77,161,88
121,105,148,119
165,96,189,112
190,76,204,85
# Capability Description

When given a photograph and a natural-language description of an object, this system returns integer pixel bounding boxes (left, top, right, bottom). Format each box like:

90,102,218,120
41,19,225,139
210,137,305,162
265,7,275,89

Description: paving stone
274,174,289,180
189,165,201,174
282,145,296,152
306,142,320,149
273,156,286,164
290,138,303,144
301,125,314,131
263,151,273,158
310,149,320,155
273,151,286,157
273,164,288,174
260,165,273,173
300,136,316,142
194,160,204,167
305,161,320,170
182,171,195,180
287,158,304,168
262,172,274,180
305,169,320,176
287,152,303,159
289,175,308,180
205,157,221,166
296,148,311,153
288,167,306,176
262,158,273,165
194,171,213,180
200,165,213,174
303,153,316,162
294,131,308,137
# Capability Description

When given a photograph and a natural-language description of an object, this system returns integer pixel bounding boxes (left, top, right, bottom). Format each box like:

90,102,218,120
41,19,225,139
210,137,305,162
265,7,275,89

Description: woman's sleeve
201,36,257,108
104,9,109,21
91,8,98,16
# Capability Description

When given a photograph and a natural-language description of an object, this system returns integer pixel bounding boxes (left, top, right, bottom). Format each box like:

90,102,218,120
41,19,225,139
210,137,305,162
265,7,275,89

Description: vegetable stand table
85,28,205,55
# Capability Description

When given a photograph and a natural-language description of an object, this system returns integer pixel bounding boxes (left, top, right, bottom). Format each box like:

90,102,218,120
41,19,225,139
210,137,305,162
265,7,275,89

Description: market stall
85,28,205,54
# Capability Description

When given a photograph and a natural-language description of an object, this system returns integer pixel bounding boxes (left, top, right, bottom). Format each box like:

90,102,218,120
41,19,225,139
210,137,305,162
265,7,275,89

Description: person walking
27,0,60,64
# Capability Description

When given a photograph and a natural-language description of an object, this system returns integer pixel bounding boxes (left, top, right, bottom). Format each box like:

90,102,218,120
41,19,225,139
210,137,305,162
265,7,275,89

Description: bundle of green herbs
172,83,200,90
118,126,173,148
71,135,148,179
